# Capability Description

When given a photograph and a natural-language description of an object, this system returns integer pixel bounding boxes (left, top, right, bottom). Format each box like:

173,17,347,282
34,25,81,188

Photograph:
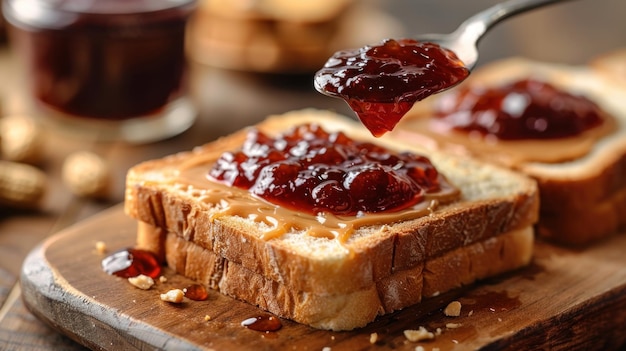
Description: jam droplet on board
434,79,605,140
314,39,469,137
208,124,453,216
241,315,283,332
184,284,209,301
101,248,161,279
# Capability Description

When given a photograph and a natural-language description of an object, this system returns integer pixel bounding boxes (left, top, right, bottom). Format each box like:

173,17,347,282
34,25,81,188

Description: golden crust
150,226,533,331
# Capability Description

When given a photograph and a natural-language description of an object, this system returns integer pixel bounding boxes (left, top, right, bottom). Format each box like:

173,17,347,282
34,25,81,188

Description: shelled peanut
0,115,43,164
0,160,46,208
0,115,47,208
62,151,110,198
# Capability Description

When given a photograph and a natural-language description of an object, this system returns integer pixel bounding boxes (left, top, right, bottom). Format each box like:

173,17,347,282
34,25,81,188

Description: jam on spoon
314,1,573,137
314,39,469,137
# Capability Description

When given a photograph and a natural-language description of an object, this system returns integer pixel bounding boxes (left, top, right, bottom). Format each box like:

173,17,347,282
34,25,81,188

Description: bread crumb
159,276,168,283
322,347,331,351
415,346,425,351
435,327,442,336
95,241,107,254
444,300,462,317
404,326,435,342
128,274,154,290
446,323,461,329
204,315,212,321
468,310,474,317
160,289,185,303
433,348,441,351
369,332,378,344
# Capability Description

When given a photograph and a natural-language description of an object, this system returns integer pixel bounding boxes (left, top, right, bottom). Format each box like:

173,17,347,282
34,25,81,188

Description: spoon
418,0,576,69
313,0,577,136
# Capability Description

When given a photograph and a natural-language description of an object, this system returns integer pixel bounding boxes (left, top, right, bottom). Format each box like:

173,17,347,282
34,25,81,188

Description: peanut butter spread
171,131,460,242
394,110,617,168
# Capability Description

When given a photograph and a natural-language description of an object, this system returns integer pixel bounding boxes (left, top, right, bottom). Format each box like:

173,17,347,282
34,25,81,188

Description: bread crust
144,224,533,330
125,109,539,330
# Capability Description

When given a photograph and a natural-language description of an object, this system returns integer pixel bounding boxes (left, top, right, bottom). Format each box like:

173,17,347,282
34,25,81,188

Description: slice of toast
393,58,626,246
125,109,538,330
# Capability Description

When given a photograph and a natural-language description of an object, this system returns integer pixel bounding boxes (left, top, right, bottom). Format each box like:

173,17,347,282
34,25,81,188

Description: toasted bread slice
393,58,626,245
125,109,538,330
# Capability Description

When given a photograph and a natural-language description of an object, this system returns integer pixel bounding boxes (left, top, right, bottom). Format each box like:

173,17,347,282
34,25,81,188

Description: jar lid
3,0,196,30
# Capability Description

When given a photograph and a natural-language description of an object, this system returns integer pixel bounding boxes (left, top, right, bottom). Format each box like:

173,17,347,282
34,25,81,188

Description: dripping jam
184,284,209,301
101,248,161,279
314,39,469,136
241,315,283,332
208,124,452,216
433,79,605,140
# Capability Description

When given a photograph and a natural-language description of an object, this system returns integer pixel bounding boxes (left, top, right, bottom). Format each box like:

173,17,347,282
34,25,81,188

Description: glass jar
3,0,197,143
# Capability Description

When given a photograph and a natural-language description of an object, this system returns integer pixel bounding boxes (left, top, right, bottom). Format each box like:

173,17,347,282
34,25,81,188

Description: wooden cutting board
20,204,626,351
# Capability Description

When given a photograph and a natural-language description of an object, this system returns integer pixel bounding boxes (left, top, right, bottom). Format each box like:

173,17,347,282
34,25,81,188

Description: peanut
0,160,46,208
62,151,110,198
160,289,185,303
0,115,43,164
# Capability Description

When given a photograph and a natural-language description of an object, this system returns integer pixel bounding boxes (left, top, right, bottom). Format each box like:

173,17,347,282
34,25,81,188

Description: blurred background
0,0,625,349
386,0,626,66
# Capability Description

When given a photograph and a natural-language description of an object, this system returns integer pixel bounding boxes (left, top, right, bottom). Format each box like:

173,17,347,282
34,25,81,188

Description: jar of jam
3,0,197,143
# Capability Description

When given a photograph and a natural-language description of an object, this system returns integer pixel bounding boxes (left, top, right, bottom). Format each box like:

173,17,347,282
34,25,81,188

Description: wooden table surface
1,1,625,349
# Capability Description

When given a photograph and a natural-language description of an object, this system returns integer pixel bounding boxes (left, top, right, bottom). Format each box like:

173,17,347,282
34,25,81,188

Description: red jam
208,124,448,216
101,248,161,279
183,284,209,301
3,0,194,120
241,315,283,332
314,39,469,137
434,79,605,140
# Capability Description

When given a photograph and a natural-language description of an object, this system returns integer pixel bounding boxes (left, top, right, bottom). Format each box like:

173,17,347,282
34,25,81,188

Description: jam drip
208,124,449,216
184,284,209,301
241,315,282,332
314,39,469,137
101,248,161,279
434,79,605,140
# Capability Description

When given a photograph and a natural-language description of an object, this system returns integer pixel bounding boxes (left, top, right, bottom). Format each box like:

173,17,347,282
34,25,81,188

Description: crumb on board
128,274,154,290
446,323,461,329
369,332,378,344
159,276,168,283
404,326,435,342
160,289,185,303
95,241,107,254
444,300,462,317
204,315,212,321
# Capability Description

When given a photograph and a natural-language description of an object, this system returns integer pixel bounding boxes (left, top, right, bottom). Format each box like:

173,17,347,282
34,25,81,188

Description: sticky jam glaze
241,315,282,332
314,39,469,136
433,79,605,140
101,248,161,279
208,124,455,217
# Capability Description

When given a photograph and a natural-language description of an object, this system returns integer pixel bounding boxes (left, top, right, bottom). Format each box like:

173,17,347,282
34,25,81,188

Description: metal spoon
419,0,576,69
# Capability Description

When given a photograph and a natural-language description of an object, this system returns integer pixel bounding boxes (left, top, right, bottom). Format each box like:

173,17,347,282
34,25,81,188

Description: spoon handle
455,0,575,45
